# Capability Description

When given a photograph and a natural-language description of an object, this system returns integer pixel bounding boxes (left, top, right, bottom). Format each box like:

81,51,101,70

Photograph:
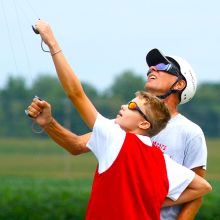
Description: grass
205,138,220,180
0,138,219,219
1,138,220,180
195,180,220,220
0,138,97,179
0,177,93,220
0,177,219,220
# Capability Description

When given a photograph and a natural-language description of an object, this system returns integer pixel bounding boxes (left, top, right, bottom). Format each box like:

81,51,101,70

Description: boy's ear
139,121,151,130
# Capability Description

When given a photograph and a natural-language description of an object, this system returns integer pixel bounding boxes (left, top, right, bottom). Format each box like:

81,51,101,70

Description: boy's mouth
118,111,122,117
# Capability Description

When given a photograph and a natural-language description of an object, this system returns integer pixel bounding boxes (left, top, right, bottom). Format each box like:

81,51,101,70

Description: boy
27,92,211,220
26,20,211,220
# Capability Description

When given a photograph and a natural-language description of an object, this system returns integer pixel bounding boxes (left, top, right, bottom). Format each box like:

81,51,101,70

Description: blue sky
1,0,219,91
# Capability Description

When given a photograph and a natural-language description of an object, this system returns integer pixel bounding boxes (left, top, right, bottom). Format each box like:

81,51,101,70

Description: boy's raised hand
25,97,53,127
34,19,57,49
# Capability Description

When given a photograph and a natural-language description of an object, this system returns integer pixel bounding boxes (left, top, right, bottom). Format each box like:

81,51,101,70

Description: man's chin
145,86,157,95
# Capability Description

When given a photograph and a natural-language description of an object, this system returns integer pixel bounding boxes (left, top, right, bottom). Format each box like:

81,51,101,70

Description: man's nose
150,66,157,72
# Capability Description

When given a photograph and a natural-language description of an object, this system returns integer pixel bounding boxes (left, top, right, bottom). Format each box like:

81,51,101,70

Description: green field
205,139,220,180
0,138,220,219
0,138,219,180
0,138,98,179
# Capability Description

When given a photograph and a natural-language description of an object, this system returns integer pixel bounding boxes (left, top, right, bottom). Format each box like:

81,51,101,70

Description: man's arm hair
176,167,206,220
44,119,92,155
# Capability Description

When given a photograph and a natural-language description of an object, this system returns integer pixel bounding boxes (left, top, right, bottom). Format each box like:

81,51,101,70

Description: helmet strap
157,75,183,100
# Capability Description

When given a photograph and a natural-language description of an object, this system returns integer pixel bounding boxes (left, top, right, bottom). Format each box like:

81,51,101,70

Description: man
145,49,207,220
27,20,207,219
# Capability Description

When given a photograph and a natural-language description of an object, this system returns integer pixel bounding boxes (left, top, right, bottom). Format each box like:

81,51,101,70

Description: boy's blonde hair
136,91,171,137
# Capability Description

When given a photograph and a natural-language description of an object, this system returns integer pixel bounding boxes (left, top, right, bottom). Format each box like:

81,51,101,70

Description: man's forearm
176,197,203,220
44,118,91,155
177,167,206,220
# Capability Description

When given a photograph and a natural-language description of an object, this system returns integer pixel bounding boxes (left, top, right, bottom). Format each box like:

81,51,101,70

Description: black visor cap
146,48,181,75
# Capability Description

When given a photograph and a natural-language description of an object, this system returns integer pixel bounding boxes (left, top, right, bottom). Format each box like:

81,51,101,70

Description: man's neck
163,95,179,118
147,89,179,118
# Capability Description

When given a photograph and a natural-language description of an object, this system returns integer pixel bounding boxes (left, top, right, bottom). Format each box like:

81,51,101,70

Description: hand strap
32,118,54,134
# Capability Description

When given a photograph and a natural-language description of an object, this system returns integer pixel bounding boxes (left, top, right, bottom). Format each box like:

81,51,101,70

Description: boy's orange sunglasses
128,101,152,128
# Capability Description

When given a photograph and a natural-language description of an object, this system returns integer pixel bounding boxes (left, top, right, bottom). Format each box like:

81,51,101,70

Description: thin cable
26,0,39,19
13,0,36,94
25,1,50,53
1,0,22,87
13,0,49,53
14,0,32,25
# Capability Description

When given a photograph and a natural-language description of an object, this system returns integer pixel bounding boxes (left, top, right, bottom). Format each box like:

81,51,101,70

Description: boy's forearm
35,21,97,129
49,42,84,101
162,173,211,208
35,20,82,101
49,41,98,129
44,119,91,155
162,189,202,208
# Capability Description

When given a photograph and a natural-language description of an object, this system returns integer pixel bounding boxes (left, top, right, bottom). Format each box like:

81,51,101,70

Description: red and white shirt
86,113,195,220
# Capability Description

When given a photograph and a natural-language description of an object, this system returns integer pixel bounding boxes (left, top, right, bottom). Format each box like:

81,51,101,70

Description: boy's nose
121,104,127,110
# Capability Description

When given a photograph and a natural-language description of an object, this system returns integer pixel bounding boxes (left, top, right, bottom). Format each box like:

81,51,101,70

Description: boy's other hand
26,97,53,127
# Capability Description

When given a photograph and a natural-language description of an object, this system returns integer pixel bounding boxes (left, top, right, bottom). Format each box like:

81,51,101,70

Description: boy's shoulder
135,134,152,146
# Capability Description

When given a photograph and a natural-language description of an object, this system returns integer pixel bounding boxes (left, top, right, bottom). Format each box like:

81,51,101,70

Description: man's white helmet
146,48,197,105
166,55,197,105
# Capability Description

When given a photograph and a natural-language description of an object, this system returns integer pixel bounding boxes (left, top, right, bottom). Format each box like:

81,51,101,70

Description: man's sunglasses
147,63,179,77
128,101,152,128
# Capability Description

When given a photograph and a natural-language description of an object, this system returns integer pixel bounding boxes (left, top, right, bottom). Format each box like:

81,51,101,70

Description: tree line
0,71,219,138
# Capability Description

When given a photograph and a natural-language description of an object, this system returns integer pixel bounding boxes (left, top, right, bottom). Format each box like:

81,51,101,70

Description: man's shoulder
169,114,203,133
151,114,205,144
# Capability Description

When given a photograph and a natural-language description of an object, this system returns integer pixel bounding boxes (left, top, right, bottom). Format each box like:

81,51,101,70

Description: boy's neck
124,128,148,137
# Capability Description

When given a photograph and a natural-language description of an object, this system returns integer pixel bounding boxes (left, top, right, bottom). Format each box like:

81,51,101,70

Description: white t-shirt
87,113,195,201
151,113,207,220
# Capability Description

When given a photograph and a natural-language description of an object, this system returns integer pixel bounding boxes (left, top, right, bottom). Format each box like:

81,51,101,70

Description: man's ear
174,79,186,91
139,121,151,130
